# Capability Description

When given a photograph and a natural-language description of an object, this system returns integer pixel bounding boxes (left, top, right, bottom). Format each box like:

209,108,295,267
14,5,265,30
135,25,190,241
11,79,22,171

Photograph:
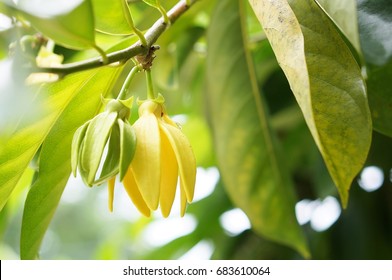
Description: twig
33,0,197,75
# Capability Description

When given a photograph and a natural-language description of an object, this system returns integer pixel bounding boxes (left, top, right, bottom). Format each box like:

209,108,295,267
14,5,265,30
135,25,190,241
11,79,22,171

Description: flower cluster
72,96,196,217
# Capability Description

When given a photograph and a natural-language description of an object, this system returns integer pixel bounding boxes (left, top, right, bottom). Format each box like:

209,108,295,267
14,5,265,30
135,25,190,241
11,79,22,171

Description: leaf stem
157,3,170,25
93,45,109,65
145,69,155,99
121,0,148,46
117,65,142,100
31,0,197,75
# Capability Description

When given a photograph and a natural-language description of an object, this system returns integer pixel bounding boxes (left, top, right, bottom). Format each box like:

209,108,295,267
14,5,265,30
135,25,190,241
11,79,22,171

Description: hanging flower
71,97,136,189
109,96,196,217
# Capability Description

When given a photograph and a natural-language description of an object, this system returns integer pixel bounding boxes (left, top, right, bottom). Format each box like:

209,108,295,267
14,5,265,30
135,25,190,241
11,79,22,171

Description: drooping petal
162,114,178,127
160,122,196,203
118,119,137,181
159,128,179,218
95,121,121,185
81,111,118,185
180,183,187,217
108,177,116,212
131,113,161,210
71,121,89,177
123,168,151,217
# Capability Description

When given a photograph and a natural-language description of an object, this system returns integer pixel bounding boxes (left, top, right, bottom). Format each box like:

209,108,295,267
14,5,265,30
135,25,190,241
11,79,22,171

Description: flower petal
108,177,116,212
95,121,120,185
123,168,151,217
180,183,187,217
118,119,136,181
131,113,161,210
159,128,179,218
71,121,89,177
81,111,118,185
160,122,196,203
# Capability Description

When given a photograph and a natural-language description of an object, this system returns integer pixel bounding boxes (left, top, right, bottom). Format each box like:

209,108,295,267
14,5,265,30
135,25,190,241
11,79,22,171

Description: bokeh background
1,0,392,259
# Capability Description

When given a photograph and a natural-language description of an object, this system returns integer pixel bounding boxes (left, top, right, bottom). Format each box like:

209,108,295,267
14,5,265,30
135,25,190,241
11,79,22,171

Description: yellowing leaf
206,0,309,257
249,0,372,207
315,0,361,54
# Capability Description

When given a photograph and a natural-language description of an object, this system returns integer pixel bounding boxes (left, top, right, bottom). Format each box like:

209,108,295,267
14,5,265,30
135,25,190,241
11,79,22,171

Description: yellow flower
109,99,196,217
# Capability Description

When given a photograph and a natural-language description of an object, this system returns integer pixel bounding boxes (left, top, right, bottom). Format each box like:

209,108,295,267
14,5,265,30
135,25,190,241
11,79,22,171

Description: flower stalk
145,69,155,99
117,65,142,100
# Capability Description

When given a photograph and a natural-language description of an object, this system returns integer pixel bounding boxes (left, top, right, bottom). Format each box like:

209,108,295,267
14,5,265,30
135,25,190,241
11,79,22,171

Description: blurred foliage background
0,0,392,259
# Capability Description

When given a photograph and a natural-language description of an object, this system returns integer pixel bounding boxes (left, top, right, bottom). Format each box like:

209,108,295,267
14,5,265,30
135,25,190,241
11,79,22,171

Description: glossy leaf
315,0,361,53
92,0,133,35
20,66,123,260
367,61,392,137
206,0,308,257
249,0,372,207
357,0,392,136
16,0,96,50
357,0,392,66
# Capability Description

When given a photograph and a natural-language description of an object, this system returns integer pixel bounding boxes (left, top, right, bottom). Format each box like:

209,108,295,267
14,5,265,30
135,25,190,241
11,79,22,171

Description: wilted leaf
20,66,123,260
249,0,372,207
206,0,309,257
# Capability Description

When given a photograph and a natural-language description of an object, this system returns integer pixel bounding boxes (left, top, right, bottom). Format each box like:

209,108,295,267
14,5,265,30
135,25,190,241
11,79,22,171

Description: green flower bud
71,98,137,186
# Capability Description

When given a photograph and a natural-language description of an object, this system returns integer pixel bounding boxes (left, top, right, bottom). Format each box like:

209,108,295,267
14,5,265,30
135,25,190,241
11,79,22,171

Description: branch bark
33,0,197,75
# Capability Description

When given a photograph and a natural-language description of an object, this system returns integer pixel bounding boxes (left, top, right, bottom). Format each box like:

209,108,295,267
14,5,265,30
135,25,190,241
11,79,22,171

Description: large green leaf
16,0,96,50
0,71,99,212
249,0,372,207
206,0,308,257
315,0,361,54
92,0,133,35
20,66,123,260
367,61,392,137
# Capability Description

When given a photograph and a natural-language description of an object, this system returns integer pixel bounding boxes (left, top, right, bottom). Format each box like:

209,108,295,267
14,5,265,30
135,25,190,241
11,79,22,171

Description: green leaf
315,0,361,54
118,119,136,181
357,0,392,66
16,0,96,50
92,0,133,35
367,61,392,137
206,0,309,257
81,111,117,185
20,66,123,260
0,70,101,212
249,0,372,207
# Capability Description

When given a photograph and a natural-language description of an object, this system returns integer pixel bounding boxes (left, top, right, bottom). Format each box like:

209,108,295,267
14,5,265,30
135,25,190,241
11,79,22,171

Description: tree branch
33,0,197,75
